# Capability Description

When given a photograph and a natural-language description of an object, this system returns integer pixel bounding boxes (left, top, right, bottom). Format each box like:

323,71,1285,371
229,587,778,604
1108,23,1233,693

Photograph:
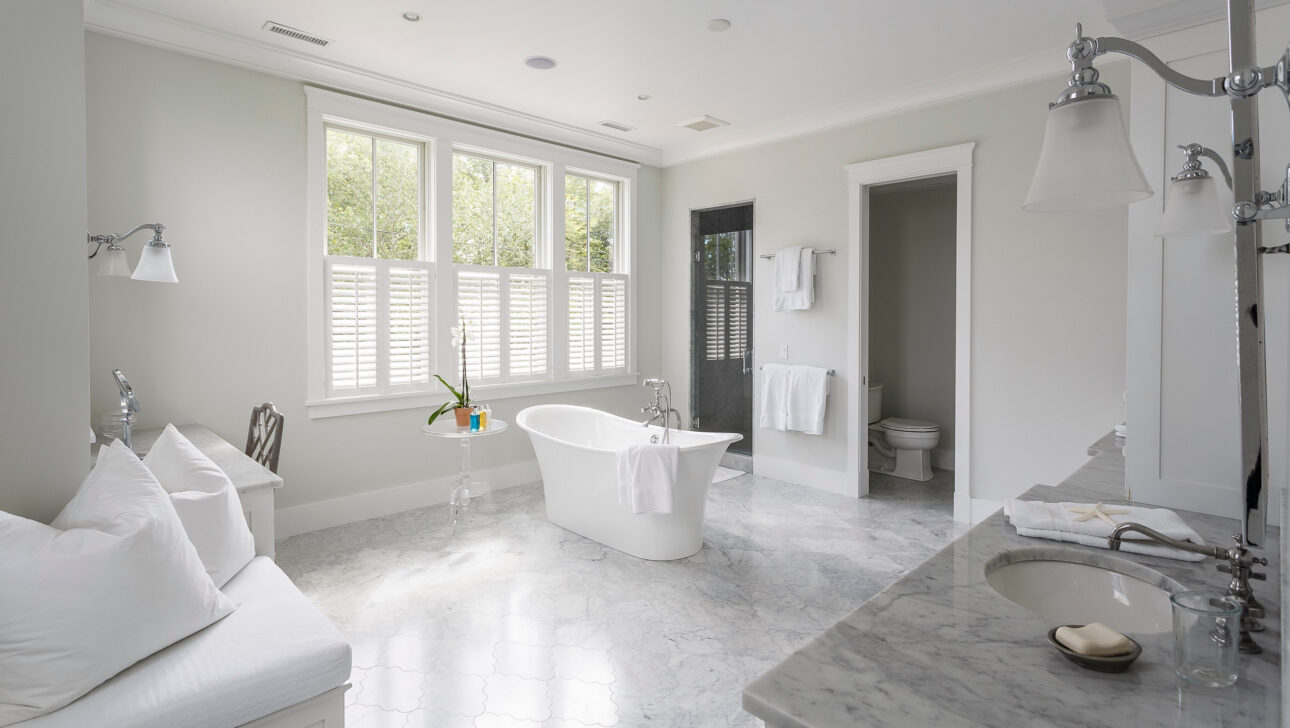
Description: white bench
23,426,351,728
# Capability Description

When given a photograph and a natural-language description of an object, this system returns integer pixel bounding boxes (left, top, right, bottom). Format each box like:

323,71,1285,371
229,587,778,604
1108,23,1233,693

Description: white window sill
306,373,641,419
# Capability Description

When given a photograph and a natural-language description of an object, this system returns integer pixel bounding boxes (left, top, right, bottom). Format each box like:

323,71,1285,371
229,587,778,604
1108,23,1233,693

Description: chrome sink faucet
640,378,680,444
1108,523,1268,654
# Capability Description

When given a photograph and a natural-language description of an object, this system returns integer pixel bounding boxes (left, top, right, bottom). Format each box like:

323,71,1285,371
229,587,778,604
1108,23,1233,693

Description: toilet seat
880,418,939,433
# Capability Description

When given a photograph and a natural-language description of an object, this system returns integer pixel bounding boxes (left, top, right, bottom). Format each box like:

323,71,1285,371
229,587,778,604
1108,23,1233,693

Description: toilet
866,384,940,482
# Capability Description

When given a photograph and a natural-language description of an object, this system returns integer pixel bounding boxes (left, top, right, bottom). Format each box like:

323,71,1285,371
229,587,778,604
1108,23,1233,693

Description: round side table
421,418,508,532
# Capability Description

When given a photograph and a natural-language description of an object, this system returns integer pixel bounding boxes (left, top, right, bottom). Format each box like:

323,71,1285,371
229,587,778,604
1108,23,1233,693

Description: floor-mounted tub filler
517,404,742,560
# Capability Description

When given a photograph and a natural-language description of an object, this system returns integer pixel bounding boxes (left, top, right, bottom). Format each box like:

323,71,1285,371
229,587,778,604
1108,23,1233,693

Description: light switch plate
778,345,789,359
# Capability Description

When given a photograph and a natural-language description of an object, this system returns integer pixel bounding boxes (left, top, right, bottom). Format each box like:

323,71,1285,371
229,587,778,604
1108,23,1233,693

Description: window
323,125,432,396
453,151,549,384
565,174,626,375
307,88,637,418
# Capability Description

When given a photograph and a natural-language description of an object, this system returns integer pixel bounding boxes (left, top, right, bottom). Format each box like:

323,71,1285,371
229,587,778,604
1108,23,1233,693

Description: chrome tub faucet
641,378,681,444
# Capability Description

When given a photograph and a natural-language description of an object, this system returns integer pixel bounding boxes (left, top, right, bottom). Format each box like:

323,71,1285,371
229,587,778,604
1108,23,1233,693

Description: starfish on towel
1066,502,1130,526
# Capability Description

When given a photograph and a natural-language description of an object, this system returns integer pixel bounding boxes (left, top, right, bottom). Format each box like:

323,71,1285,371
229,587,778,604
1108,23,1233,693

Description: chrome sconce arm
86,222,178,283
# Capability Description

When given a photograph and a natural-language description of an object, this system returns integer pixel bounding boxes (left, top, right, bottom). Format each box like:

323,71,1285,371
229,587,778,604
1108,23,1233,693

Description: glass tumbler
1171,591,1241,687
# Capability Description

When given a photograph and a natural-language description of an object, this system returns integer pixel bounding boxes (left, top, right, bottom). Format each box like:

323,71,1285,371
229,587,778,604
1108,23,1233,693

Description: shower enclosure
690,203,754,455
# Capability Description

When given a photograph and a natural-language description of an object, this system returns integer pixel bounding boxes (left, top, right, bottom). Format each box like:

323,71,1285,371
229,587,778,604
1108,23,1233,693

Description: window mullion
491,160,499,267
377,261,391,392
550,166,568,378
500,270,512,383
593,274,602,372
370,137,378,258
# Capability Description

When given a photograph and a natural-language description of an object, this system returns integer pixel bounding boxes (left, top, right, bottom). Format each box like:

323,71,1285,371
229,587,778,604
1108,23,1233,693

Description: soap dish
1047,626,1142,673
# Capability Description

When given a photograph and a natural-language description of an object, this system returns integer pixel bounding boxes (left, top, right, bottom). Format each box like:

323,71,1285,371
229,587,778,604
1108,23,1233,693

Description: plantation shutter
728,282,750,359
705,283,726,361
600,276,627,370
388,265,433,387
568,276,596,372
508,272,549,378
457,269,502,380
326,260,379,392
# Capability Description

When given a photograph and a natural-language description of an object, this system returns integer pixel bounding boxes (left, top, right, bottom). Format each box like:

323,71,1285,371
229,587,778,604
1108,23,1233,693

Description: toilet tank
867,384,883,424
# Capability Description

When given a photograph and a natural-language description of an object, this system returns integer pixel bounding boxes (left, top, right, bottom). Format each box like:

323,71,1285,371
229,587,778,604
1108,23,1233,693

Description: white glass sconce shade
1024,96,1153,211
1155,176,1234,237
131,244,178,283
96,246,131,277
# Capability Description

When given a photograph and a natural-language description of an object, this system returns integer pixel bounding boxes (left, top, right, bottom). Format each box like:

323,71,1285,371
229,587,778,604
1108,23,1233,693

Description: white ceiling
83,0,1253,166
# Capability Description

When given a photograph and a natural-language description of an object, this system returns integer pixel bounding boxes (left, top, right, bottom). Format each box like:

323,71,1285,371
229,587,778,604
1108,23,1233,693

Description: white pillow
0,440,236,725
143,424,256,587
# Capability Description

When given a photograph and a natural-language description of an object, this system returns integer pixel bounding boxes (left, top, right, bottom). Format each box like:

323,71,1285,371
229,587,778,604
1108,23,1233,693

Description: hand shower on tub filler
640,378,682,444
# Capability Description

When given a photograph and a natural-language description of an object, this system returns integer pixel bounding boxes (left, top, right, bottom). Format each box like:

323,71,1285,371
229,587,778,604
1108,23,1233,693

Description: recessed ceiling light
637,94,651,101
707,18,732,32
525,56,558,70
401,11,421,22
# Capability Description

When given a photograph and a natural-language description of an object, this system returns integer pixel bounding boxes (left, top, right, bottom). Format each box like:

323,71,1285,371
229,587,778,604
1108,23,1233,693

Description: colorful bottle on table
479,405,489,429
469,408,480,431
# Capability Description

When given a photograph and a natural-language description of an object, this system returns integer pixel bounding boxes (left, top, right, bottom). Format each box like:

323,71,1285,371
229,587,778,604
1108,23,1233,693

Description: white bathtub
517,404,742,560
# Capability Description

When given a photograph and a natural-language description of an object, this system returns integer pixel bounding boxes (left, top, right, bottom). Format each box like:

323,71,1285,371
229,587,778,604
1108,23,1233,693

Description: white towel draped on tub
772,247,815,311
759,363,828,435
1003,499,1208,561
616,444,679,514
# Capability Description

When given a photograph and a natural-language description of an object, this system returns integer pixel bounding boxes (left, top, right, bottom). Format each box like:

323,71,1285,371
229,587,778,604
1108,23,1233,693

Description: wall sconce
87,223,177,283
1156,144,1234,237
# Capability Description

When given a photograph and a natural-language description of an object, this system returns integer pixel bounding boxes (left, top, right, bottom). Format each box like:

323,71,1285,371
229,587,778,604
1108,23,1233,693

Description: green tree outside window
326,127,420,260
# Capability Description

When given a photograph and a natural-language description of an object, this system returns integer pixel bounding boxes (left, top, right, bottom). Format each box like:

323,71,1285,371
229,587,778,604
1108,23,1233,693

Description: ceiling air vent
598,120,636,133
261,21,330,47
679,115,729,132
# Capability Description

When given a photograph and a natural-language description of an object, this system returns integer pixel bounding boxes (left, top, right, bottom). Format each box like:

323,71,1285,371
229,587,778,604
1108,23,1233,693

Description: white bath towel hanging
774,246,802,293
616,443,679,515
773,247,815,311
758,363,791,431
785,365,829,435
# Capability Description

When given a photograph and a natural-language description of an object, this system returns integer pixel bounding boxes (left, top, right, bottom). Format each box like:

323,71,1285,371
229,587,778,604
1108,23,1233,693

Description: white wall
660,68,1130,504
869,180,956,459
1125,5,1289,525
0,0,90,522
85,34,662,523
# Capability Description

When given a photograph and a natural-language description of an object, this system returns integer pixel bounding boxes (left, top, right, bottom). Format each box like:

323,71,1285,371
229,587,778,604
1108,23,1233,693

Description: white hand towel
773,247,815,311
616,444,679,515
774,246,802,293
785,365,829,435
758,363,791,431
1003,500,1207,561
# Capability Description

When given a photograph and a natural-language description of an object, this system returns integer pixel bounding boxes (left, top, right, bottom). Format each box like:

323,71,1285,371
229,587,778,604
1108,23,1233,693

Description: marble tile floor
275,469,965,728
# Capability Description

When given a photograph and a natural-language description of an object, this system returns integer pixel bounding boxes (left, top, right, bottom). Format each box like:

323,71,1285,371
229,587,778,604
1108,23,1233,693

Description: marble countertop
743,442,1281,727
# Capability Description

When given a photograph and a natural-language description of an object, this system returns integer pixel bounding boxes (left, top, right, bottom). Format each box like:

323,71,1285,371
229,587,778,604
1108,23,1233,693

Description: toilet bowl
868,417,940,482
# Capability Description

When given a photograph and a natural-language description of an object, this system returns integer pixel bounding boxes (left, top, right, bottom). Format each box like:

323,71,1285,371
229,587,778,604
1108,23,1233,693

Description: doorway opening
690,202,754,456
846,143,974,522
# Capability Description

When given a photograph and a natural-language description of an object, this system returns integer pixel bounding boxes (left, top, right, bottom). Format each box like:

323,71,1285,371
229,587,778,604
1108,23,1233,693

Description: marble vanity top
743,438,1281,727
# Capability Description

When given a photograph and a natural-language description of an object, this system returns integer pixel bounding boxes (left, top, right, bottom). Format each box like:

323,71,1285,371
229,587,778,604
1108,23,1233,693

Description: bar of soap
1054,623,1133,657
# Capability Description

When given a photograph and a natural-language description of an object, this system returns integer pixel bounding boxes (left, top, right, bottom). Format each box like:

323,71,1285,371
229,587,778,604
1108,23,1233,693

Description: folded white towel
1003,500,1207,561
785,365,829,435
616,444,679,515
758,363,791,431
773,248,815,311
774,246,802,293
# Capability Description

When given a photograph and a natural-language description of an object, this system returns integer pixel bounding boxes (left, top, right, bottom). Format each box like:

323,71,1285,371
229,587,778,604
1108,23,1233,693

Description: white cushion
0,440,236,726
144,424,255,587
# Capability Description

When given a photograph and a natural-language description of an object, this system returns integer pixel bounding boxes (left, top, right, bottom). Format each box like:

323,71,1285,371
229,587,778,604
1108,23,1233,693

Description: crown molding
82,0,665,166
659,48,1078,167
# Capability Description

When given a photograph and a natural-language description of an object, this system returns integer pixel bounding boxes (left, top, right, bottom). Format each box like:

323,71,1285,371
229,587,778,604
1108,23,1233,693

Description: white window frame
306,88,638,419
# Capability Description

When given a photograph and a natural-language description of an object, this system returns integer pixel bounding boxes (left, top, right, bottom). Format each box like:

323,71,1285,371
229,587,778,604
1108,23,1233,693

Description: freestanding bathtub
517,404,742,560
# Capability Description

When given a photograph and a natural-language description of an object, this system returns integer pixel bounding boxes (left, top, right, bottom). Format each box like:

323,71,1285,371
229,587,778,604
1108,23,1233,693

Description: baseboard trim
275,460,541,539
933,448,955,471
970,497,1003,524
755,454,852,497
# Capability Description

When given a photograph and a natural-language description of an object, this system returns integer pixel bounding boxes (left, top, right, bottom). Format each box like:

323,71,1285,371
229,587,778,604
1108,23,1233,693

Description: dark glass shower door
690,204,753,454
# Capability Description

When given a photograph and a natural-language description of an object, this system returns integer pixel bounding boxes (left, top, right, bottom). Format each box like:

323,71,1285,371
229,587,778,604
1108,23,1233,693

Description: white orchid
428,316,476,425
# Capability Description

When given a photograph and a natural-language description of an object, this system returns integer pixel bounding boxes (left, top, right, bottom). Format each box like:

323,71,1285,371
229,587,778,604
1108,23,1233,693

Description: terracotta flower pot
454,407,473,427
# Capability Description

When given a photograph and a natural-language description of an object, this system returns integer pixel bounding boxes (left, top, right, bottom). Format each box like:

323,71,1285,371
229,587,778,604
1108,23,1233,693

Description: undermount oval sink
984,548,1182,634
